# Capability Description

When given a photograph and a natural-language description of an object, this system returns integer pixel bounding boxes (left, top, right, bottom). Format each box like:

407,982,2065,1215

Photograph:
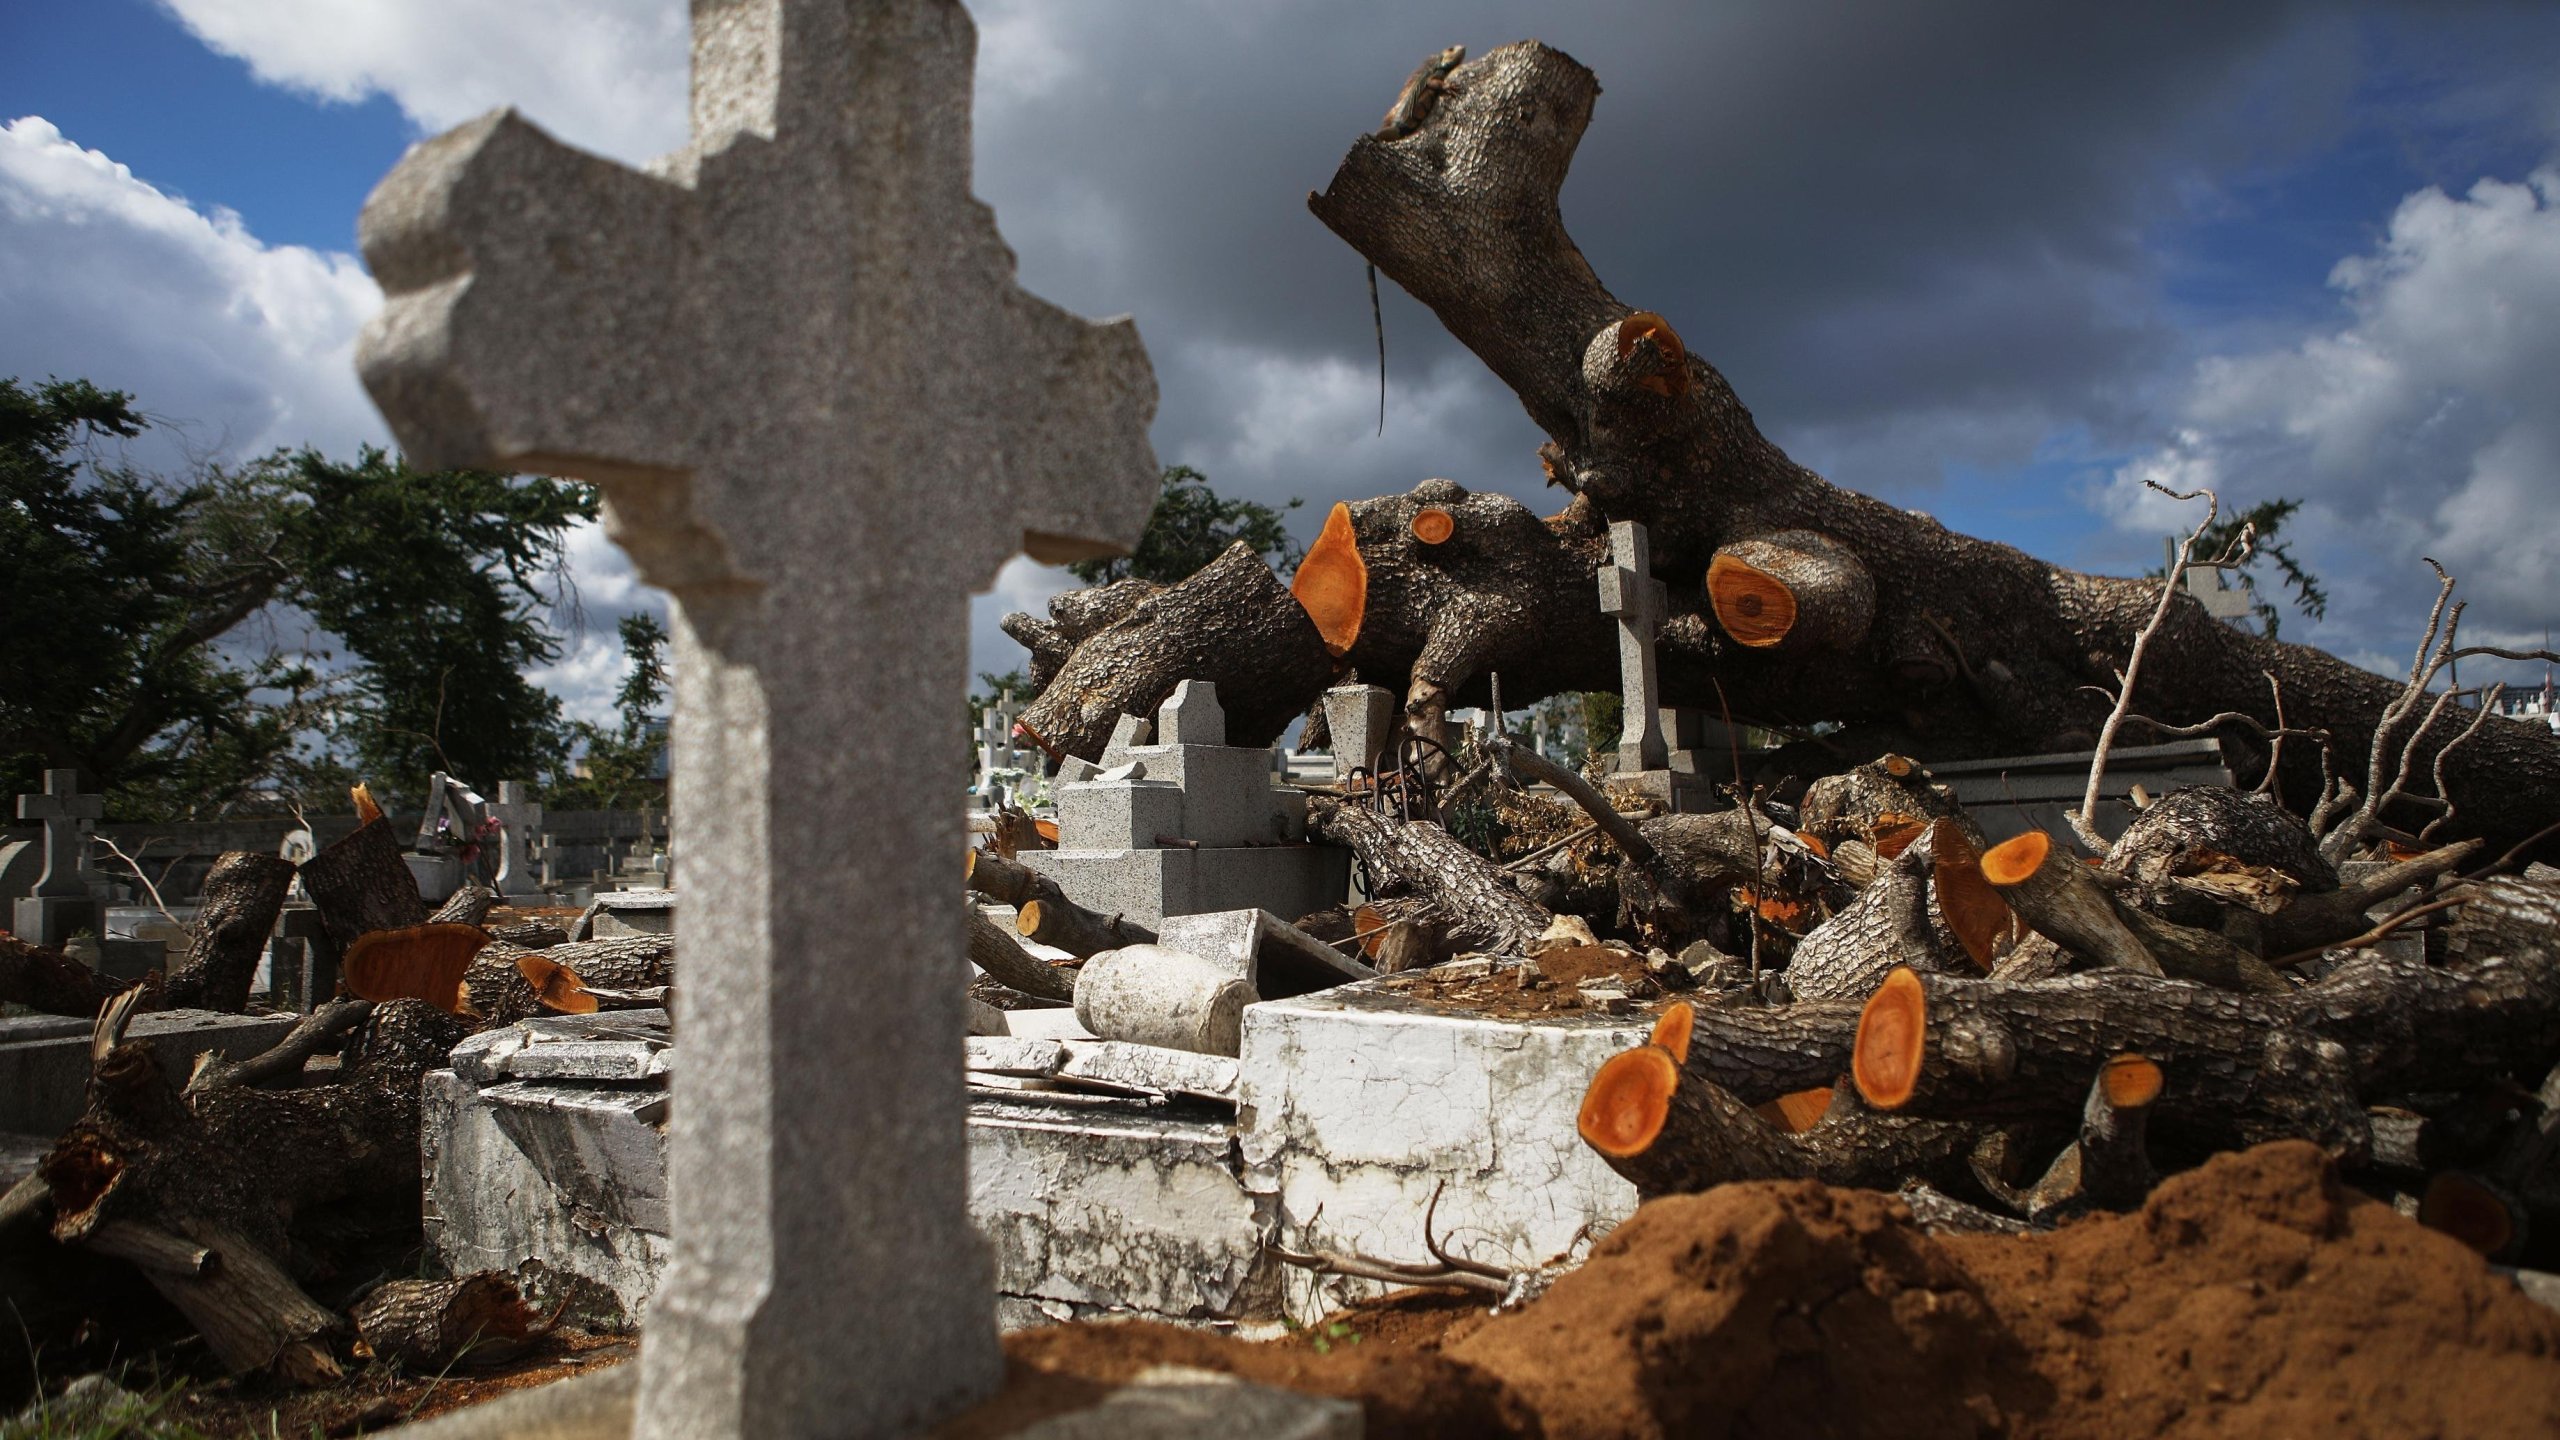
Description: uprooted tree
1009,41,2560,855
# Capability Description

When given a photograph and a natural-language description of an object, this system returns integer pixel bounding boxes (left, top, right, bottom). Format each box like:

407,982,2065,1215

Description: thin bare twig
2421,682,2505,844
2271,887,2475,968
92,834,185,933
2077,482,2251,851
2258,671,2290,797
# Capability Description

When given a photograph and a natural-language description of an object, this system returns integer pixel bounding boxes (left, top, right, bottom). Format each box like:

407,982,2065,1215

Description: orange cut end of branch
1706,553,1798,647
1015,900,1050,940
1034,818,1059,845
1352,904,1389,958
1873,818,1926,860
1754,1087,1835,1134
2101,1053,2164,1110
1792,830,1831,859
965,849,982,881
2418,1173,2516,1258
1648,1001,1695,1065
1579,1044,1681,1159
342,922,489,1015
1290,502,1368,657
1852,967,1929,1110
1927,820,2013,971
351,783,383,826
1880,755,1915,779
1980,831,2053,888
1410,506,1456,545
516,953,598,1015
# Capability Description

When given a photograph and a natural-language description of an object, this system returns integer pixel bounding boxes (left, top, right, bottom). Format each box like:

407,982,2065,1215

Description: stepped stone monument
1024,681,1350,927
353,0,1160,1433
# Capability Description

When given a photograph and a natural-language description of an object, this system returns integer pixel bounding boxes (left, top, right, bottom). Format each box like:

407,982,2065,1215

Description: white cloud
0,116,386,466
2101,169,2560,667
157,0,691,164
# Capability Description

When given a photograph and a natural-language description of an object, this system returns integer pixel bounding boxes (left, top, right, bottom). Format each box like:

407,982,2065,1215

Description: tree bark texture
1001,42,2560,856
1595,1064,1977,1200
0,932,120,1017
466,934,674,1025
1015,892,1156,960
967,904,1077,1002
1785,844,1956,1002
161,852,297,1013
298,817,427,953
1308,797,1551,954
1678,996,1867,1105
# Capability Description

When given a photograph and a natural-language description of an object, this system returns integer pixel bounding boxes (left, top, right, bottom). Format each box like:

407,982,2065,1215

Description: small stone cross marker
352,3,1159,1435
1598,520,1669,772
17,769,103,900
487,780,543,900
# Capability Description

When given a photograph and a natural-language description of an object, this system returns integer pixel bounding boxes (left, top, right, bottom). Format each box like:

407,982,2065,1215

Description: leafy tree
0,376,596,819
1066,465,1303,585
552,612,670,811
2157,497,2329,639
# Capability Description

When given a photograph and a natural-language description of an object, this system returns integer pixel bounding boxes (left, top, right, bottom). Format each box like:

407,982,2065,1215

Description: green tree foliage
551,612,670,811
1066,465,1303,585
273,446,593,789
2158,497,2330,639
0,376,595,819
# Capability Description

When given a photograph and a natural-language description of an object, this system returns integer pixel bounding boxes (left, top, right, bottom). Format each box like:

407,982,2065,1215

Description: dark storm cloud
965,0,2417,522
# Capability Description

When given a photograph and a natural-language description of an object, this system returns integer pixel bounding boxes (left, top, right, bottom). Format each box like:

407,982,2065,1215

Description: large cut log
1855,882,2560,1156
429,884,498,927
1706,530,1875,655
41,998,468,1379
2019,1054,2163,1219
297,817,427,953
2102,787,2336,930
1851,967,2366,1154
966,905,1077,1002
1784,840,1953,1002
1980,831,2287,994
1015,891,1155,960
0,932,121,1017
1017,541,1338,758
161,852,298,1013
1666,995,1868,1105
1009,42,2560,856
1579,1039,1977,1199
1308,797,1551,954
466,934,674,1024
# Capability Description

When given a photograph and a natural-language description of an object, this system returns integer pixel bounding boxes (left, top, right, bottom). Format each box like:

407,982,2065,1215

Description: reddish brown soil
977,1143,2560,1439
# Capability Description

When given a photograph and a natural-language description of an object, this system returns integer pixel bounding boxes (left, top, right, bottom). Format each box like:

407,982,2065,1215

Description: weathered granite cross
352,3,1158,1435
1597,520,1669,772
17,769,102,900
487,780,544,901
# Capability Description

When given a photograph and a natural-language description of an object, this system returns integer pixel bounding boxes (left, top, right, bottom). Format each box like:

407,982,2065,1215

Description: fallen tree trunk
41,998,468,1380
466,934,674,1024
967,904,1078,1002
161,852,297,1013
1980,831,2287,994
298,818,427,954
1015,891,1155,960
0,932,120,1017
1308,797,1551,954
1017,41,2560,857
1668,996,1868,1104
1580,1040,1977,1199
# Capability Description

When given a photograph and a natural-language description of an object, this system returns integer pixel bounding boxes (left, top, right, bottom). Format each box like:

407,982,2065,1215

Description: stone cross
487,780,544,899
352,3,1159,1435
17,769,102,900
1597,520,1669,772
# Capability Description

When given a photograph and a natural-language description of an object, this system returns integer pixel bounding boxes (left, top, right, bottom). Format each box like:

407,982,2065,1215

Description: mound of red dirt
984,1142,2560,1439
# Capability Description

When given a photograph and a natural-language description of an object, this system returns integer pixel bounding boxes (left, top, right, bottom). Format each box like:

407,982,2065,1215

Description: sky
5,0,2560,732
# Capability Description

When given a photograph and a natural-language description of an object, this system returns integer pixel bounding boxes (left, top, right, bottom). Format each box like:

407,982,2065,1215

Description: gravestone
354,1,1159,1433
1597,522,1669,772
13,770,103,948
1322,683,1397,786
1596,523,1713,812
1023,682,1348,927
488,781,546,904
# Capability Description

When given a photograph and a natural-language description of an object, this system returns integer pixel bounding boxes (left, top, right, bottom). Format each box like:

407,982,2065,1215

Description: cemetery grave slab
0,1007,299,1135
